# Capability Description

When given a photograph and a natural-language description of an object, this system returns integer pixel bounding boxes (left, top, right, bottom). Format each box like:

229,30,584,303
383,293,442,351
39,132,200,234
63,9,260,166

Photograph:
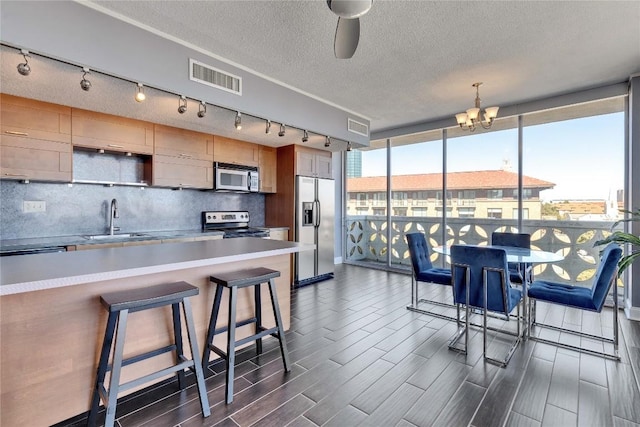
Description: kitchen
0,2,361,425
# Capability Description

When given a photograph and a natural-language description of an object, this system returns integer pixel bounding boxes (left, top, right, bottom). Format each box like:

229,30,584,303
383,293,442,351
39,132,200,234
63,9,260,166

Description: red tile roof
346,170,555,192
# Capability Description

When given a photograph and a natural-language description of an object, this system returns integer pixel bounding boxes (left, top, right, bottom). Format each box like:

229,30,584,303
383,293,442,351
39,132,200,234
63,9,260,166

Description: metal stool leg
267,278,290,372
88,312,118,427
255,283,263,355
182,297,211,417
202,285,223,371
225,286,238,404
172,302,186,389
105,309,129,427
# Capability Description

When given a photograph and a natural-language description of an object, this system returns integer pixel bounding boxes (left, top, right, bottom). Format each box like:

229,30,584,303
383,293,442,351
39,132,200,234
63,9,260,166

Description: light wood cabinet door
154,124,213,161
71,108,154,154
153,155,214,189
315,152,333,179
295,147,332,178
153,125,214,189
213,135,259,166
0,94,72,182
259,145,277,193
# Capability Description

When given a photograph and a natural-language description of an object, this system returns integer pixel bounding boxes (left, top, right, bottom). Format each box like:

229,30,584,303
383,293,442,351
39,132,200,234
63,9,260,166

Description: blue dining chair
448,245,523,367
491,232,531,285
527,242,622,360
405,232,454,320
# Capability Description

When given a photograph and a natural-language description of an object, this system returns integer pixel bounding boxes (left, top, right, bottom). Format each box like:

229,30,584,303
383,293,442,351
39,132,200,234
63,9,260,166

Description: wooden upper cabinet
154,124,213,161
0,94,72,182
213,135,259,166
259,145,277,193
295,146,332,179
71,108,153,154
152,125,214,189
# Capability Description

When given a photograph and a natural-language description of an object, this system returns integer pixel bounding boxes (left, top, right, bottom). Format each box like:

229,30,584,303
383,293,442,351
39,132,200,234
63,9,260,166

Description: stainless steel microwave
214,162,259,192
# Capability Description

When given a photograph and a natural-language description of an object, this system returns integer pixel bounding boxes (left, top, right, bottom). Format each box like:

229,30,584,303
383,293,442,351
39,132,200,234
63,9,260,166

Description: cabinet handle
3,173,28,177
178,153,193,158
107,144,124,148
4,131,28,136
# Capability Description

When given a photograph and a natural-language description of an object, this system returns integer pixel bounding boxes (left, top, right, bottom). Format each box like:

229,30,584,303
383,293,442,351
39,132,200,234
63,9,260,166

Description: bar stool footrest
119,360,195,393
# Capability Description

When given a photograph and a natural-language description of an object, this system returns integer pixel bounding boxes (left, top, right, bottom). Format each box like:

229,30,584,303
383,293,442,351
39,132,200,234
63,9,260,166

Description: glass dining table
433,244,565,338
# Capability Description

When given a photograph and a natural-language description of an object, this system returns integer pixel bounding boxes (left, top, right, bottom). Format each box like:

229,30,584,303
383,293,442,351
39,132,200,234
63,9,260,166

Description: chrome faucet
109,198,120,235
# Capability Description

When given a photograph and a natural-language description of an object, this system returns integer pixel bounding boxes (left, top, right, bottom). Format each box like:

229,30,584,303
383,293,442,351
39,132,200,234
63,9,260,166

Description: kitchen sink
83,233,149,240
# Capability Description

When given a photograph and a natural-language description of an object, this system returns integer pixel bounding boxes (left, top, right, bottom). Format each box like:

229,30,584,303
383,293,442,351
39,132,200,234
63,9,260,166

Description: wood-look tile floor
63,264,640,427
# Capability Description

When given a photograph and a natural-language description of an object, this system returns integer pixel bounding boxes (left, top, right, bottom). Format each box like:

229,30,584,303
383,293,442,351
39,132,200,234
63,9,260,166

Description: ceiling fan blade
334,17,360,59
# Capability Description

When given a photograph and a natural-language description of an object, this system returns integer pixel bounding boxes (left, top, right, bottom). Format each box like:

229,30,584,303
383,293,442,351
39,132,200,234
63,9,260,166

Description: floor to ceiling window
521,98,626,287
344,96,626,279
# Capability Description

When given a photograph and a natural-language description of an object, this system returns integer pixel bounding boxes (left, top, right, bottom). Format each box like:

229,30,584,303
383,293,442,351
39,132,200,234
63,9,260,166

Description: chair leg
613,279,619,358
171,302,186,389
225,286,238,404
182,297,211,417
254,283,263,355
105,309,129,427
88,312,118,427
268,278,291,372
202,285,223,372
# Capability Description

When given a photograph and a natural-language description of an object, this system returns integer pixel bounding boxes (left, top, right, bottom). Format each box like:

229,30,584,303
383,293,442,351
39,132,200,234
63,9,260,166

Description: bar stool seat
88,281,210,427
203,267,290,404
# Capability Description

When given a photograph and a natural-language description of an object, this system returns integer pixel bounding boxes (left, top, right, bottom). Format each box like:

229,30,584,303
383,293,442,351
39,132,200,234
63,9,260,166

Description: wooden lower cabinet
268,229,288,241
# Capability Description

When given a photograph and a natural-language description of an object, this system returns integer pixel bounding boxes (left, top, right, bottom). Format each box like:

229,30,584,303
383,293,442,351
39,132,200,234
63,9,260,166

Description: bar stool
88,281,210,427
203,267,290,404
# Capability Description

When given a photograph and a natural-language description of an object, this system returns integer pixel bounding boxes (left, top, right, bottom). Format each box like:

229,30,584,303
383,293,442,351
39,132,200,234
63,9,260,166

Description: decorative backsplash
0,180,265,240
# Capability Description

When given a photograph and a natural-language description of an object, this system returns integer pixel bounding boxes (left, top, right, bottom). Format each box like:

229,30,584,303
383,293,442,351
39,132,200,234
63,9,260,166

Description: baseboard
624,298,640,321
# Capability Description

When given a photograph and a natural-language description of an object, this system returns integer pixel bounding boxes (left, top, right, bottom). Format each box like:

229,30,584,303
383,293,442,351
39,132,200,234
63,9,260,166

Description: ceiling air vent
348,118,369,137
189,58,242,95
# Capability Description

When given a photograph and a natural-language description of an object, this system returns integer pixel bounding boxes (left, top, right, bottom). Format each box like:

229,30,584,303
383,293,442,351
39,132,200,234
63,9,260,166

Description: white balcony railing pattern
345,215,621,286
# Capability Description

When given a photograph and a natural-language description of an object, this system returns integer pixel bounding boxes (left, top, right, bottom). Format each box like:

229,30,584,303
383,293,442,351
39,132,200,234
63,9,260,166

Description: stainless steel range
201,211,270,239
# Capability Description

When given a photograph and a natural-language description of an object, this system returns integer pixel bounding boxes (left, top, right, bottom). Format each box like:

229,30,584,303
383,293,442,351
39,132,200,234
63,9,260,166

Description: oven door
215,167,250,192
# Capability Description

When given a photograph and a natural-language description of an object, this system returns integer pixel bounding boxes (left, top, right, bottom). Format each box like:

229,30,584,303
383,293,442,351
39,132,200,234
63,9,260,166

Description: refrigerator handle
314,200,321,227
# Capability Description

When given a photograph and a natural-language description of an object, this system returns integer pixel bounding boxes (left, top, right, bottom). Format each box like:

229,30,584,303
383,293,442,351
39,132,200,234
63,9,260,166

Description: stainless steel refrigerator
295,175,334,287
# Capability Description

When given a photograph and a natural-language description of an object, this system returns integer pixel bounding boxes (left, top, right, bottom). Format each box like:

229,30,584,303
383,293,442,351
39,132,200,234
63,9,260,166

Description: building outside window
487,189,503,199
487,208,503,218
412,207,427,216
393,208,408,216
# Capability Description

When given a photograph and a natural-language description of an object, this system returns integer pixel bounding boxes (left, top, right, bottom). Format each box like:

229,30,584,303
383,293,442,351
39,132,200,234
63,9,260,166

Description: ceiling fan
327,0,373,59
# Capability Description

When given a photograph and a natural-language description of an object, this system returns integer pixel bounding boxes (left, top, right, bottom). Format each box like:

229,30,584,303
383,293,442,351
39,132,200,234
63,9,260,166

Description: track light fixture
197,101,206,118
325,136,331,147
278,124,286,137
346,141,352,151
135,83,146,102
79,67,91,91
302,130,309,143
17,49,31,76
235,112,242,130
177,96,187,114
265,120,271,134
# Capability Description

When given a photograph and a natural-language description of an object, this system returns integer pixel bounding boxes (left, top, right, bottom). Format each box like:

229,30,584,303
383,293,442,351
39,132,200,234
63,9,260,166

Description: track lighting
80,67,91,91
235,112,242,130
302,130,309,143
325,136,331,147
278,124,286,137
177,96,187,114
197,101,206,118
17,49,31,76
346,141,352,151
265,120,271,134
135,83,146,102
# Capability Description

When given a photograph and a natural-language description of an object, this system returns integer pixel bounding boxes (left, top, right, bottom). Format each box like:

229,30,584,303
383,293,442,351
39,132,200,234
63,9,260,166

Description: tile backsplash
0,180,264,240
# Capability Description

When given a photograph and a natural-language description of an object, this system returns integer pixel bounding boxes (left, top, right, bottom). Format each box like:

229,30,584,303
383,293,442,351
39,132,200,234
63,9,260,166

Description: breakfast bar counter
0,238,313,426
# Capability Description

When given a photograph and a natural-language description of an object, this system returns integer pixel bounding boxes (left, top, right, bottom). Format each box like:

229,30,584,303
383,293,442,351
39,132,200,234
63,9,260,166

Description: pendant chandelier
455,82,499,131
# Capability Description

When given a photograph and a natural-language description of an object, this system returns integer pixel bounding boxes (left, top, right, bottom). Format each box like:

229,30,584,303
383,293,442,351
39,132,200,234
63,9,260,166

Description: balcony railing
345,215,621,286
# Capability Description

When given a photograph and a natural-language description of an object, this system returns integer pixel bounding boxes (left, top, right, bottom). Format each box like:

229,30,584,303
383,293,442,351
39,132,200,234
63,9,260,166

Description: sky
359,112,625,202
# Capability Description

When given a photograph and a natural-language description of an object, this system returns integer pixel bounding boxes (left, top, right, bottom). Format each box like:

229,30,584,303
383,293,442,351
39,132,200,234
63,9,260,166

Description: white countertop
0,237,313,296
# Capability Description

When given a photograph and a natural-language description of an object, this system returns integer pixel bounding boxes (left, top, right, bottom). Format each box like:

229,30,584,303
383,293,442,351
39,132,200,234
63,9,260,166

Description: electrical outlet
23,200,46,213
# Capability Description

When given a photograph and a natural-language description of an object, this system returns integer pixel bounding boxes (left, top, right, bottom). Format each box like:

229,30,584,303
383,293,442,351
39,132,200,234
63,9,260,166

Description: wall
0,180,264,240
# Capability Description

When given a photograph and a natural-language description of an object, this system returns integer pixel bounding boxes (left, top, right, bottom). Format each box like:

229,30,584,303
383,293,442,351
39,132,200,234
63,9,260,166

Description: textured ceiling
88,0,640,135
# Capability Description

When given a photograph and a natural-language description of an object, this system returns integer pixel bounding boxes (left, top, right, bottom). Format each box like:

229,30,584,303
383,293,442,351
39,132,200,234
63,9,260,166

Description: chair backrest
451,245,512,313
591,243,622,312
491,232,531,249
406,232,434,275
